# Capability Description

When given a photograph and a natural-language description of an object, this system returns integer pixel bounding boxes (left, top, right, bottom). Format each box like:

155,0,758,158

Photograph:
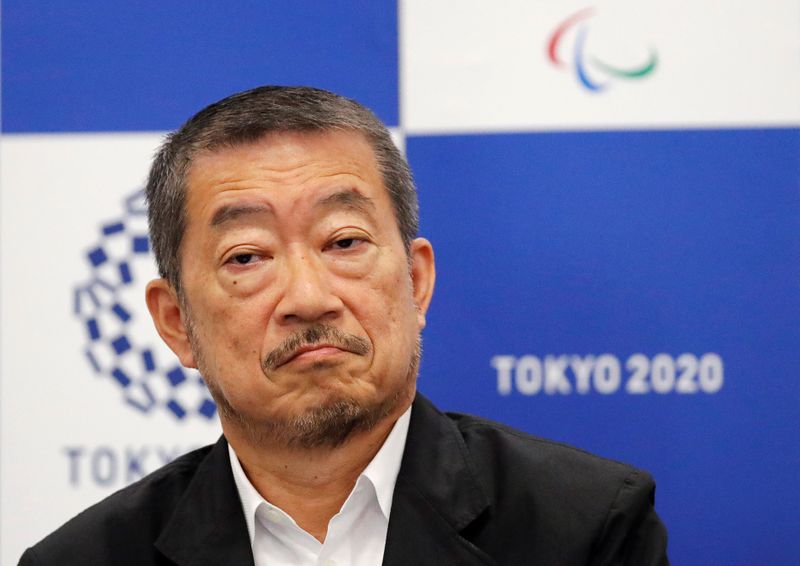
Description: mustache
262,324,371,372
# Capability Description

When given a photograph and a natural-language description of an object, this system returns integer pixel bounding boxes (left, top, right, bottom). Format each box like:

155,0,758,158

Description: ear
145,278,197,368
409,238,436,330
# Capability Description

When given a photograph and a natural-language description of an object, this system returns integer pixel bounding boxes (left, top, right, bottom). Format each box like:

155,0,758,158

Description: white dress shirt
228,407,412,566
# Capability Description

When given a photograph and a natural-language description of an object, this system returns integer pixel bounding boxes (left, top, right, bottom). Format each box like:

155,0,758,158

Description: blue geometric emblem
73,189,216,421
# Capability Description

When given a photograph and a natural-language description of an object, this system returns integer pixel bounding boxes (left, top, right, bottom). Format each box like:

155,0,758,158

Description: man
20,86,668,565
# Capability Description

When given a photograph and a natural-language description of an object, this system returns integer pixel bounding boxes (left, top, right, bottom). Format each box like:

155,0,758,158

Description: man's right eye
230,253,256,265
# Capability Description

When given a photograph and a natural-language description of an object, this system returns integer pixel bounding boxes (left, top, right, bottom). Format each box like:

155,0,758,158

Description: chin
217,384,399,450
207,355,417,449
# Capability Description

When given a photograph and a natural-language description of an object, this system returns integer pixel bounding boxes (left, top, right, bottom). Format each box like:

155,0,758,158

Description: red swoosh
547,7,595,67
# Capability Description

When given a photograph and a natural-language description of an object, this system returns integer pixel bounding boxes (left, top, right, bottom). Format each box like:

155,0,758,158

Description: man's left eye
331,238,363,250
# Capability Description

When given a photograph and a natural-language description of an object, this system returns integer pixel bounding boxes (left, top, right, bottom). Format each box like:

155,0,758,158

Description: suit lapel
383,395,497,566
155,436,254,566
153,396,495,566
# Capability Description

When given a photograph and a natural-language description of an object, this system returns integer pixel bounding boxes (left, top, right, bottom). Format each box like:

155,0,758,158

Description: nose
273,248,343,325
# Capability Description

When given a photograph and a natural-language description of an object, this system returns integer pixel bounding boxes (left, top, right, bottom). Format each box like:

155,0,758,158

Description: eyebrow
210,203,273,227
209,188,375,228
314,189,376,215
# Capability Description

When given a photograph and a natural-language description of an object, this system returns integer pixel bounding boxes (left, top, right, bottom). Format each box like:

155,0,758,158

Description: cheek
191,290,265,358
219,264,276,298
363,274,418,346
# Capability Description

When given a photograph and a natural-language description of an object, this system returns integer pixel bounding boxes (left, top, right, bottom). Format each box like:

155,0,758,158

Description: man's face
147,130,434,447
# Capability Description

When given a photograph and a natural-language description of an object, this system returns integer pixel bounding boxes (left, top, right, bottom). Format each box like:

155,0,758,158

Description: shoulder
442,410,667,563
447,410,651,493
445,410,656,517
20,444,215,566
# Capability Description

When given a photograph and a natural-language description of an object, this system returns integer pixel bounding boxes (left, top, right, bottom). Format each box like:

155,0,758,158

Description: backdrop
2,1,799,564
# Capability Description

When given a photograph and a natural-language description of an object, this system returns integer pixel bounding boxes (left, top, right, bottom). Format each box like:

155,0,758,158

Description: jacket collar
153,394,494,566
155,436,254,566
382,394,496,566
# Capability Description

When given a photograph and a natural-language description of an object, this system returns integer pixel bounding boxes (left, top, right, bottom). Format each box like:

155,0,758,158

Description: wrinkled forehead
180,130,398,234
184,129,383,196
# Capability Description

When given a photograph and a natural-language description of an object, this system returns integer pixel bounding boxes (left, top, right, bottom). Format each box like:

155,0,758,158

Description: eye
328,236,368,252
333,238,359,249
226,252,262,265
233,253,254,264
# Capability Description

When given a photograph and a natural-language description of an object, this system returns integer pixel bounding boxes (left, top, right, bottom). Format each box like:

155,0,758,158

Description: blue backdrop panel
408,129,800,563
1,0,398,132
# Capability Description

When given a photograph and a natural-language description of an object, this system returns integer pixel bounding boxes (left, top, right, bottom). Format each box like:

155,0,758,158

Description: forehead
184,130,386,211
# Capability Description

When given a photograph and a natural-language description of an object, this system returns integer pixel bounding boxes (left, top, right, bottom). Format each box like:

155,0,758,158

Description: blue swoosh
575,25,606,92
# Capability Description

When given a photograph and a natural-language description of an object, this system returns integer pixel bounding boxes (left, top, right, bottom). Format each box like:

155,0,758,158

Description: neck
225,399,411,542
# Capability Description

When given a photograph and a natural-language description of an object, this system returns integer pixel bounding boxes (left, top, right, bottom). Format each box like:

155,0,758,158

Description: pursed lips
263,325,372,372
279,343,348,367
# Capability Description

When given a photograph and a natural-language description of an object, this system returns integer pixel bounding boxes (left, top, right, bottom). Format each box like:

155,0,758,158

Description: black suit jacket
20,394,668,565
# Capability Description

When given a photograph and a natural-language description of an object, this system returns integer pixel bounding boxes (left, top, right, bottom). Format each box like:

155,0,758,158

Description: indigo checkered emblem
73,190,216,421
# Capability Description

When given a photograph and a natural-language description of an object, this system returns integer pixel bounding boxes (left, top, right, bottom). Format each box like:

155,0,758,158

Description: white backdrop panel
401,0,800,133
1,134,222,565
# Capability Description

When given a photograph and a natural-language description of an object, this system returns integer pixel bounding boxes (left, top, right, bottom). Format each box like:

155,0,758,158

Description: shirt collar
228,404,412,543
228,442,265,544
359,405,412,520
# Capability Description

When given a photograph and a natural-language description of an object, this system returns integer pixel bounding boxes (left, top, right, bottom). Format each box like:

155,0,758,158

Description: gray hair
145,85,418,293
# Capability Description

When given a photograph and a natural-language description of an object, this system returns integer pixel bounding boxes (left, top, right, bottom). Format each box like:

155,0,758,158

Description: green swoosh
590,50,658,79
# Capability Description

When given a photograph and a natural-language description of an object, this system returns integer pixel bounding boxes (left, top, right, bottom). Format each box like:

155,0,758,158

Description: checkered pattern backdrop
2,2,799,564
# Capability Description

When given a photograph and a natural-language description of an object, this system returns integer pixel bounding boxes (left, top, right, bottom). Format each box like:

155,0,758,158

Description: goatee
187,321,420,449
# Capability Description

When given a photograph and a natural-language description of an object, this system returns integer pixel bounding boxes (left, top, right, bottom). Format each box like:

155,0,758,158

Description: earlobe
145,279,197,368
409,238,436,330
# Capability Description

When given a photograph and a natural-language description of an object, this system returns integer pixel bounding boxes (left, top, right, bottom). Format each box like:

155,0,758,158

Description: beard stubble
185,319,420,450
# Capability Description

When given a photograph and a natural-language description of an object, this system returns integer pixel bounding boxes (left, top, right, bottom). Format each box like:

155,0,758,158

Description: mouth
263,324,372,373
282,344,347,366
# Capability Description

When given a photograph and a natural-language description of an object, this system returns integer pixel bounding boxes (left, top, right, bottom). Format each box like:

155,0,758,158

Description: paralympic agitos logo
546,7,658,92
